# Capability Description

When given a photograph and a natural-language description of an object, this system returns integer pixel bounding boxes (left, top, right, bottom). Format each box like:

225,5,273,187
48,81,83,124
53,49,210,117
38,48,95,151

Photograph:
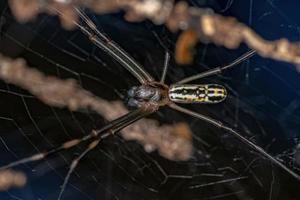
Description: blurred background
0,0,300,199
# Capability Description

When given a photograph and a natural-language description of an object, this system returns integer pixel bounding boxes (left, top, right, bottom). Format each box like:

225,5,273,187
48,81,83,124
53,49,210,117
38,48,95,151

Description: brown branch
0,169,26,191
8,0,300,68
0,54,193,161
8,0,174,29
171,3,300,68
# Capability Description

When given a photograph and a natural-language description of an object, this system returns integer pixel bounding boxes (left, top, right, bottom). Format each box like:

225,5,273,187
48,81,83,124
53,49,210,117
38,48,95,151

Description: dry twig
8,0,300,68
8,0,174,29
0,54,193,161
168,2,300,68
0,169,26,191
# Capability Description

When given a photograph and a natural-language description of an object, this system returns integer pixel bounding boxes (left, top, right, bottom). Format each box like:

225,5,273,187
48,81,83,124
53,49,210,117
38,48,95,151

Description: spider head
126,83,170,111
127,85,161,108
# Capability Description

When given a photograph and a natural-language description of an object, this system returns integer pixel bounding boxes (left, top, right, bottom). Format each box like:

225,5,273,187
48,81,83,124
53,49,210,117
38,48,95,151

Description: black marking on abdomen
169,84,227,104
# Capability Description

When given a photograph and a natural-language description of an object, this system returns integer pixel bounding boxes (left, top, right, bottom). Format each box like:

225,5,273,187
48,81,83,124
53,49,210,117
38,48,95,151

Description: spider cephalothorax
127,82,169,111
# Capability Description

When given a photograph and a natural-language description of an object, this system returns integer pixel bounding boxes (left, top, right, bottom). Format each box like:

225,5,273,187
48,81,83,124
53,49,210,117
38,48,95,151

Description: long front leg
0,108,148,170
73,8,154,84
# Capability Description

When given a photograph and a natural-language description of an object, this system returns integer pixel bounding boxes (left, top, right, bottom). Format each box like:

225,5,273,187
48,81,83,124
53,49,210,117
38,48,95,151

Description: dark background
0,0,300,199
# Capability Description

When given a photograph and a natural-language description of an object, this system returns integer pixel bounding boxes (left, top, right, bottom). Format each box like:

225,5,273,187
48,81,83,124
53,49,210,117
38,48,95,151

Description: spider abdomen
169,84,227,104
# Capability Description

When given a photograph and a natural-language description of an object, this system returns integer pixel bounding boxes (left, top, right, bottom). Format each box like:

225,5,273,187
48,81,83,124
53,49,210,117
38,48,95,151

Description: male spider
1,8,300,199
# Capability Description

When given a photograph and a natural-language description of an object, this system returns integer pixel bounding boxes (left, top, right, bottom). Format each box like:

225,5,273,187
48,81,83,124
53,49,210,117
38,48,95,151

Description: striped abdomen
168,84,227,104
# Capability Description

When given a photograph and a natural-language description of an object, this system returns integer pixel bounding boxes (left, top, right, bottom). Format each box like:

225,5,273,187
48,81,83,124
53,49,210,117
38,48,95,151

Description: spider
1,8,300,199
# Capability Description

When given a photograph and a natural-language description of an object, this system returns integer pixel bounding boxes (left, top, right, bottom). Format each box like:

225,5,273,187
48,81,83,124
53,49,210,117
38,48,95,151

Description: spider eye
127,86,137,97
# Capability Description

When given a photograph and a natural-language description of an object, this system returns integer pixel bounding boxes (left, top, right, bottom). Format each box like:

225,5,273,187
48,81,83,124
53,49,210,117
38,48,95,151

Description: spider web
0,0,300,199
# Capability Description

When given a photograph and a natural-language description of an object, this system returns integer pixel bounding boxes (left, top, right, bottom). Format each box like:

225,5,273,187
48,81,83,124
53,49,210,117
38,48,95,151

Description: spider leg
56,108,150,199
176,50,256,84
58,139,100,200
0,108,148,170
70,8,154,84
168,103,300,181
56,108,151,199
0,138,82,171
160,51,170,83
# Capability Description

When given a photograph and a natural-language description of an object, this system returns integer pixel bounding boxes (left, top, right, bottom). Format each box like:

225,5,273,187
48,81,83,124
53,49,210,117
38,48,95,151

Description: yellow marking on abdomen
169,84,227,104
